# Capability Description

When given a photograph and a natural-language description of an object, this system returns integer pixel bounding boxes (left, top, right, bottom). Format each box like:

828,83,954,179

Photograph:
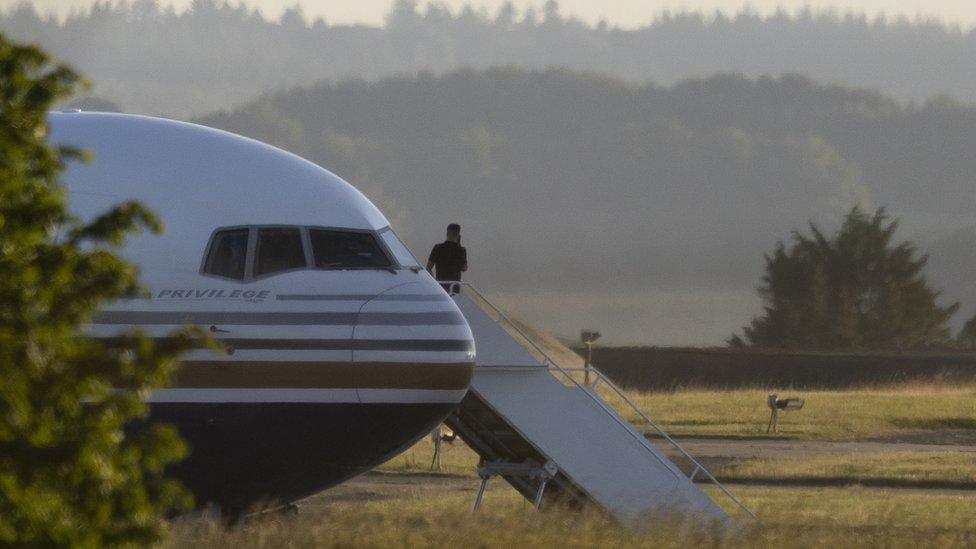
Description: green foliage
0,35,196,546
731,207,958,349
958,315,976,349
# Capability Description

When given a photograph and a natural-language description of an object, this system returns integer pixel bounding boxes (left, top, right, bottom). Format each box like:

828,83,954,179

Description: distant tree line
5,0,976,116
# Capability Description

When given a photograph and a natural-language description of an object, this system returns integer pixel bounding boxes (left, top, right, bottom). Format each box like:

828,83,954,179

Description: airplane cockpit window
204,228,249,280
309,229,391,269
203,225,419,281
378,228,421,268
254,227,307,277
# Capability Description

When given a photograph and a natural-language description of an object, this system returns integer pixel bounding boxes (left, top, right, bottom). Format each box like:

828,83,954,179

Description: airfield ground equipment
580,329,601,385
766,393,805,433
430,427,443,471
445,284,754,524
429,426,458,470
473,459,558,511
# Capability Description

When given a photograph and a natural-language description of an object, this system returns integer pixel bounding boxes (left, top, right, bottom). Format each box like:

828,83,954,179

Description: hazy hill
196,69,976,344
5,1,976,116
927,226,976,327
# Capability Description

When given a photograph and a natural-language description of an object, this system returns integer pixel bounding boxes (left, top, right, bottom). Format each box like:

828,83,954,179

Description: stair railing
455,282,757,520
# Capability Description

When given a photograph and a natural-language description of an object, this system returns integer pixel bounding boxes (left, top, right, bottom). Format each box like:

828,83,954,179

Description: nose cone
160,280,476,510
353,282,475,403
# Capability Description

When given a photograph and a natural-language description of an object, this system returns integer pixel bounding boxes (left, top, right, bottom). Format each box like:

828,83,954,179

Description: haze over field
5,0,975,344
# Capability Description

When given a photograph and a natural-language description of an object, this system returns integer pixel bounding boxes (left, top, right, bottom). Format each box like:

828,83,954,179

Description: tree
730,206,958,349
542,0,562,24
0,35,197,545
279,4,307,31
958,315,976,349
495,2,517,29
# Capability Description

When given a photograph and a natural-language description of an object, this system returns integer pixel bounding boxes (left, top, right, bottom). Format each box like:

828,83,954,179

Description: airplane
48,111,476,515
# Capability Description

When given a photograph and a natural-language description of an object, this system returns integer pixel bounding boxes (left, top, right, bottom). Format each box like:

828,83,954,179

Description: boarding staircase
445,284,754,525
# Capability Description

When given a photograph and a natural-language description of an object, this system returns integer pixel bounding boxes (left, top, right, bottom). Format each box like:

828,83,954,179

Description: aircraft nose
352,282,475,402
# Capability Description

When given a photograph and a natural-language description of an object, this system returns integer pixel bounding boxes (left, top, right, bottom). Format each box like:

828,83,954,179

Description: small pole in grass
767,393,779,432
580,330,601,386
430,427,442,470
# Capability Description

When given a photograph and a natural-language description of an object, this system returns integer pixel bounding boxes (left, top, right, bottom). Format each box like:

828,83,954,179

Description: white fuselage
49,112,475,510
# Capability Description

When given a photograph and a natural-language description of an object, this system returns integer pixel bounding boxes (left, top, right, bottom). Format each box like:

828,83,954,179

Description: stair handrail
454,283,562,368
455,282,756,520
548,367,756,519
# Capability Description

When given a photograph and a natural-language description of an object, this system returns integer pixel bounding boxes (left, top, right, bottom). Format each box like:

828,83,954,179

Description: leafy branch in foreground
0,34,200,546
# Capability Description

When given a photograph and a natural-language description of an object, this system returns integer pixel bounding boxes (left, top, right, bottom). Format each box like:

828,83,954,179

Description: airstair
445,284,754,525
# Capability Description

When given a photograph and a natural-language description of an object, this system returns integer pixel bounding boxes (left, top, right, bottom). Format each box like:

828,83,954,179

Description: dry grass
382,439,976,489
609,385,976,439
165,317,976,545
380,384,976,488
378,433,479,476
164,486,976,548
714,451,976,487
383,434,976,489
165,379,976,546
713,485,976,532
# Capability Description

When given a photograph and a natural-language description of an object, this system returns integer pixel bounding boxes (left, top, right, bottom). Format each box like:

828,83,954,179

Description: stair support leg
472,460,559,512
473,476,489,513
430,427,442,470
532,479,549,509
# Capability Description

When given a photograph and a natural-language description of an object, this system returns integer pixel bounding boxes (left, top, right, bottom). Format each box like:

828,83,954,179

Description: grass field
611,385,976,439
380,384,976,487
714,451,976,487
380,384,976,495
165,485,976,547
379,433,479,477
381,438,976,488
163,382,976,547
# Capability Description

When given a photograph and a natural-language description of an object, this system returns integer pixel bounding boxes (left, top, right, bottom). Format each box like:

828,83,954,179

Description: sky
10,0,976,28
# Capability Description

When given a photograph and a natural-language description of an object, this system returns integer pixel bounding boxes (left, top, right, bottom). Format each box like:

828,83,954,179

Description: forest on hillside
4,0,976,116
197,69,976,343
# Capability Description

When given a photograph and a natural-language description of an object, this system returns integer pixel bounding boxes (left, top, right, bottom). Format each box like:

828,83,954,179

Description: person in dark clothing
427,223,467,293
